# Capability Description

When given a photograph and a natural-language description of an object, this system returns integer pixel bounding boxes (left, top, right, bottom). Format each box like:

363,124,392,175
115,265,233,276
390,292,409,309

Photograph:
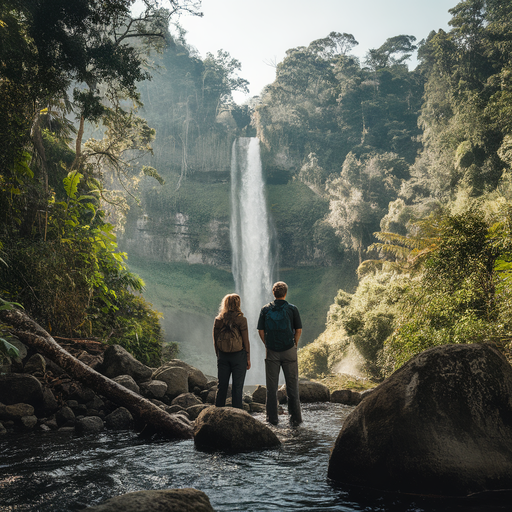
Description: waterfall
230,137,275,385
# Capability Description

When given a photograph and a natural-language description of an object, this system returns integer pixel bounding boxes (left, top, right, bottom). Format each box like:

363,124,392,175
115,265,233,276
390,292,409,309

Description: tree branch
0,308,193,439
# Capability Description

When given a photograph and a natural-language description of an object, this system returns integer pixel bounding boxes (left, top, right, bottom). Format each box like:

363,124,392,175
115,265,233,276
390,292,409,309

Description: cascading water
230,137,275,385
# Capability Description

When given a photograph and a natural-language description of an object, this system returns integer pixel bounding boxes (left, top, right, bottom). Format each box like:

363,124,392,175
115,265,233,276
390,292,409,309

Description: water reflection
0,403,509,511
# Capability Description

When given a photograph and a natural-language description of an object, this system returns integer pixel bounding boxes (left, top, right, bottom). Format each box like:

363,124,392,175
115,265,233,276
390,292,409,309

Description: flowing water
230,137,275,385
1,403,509,511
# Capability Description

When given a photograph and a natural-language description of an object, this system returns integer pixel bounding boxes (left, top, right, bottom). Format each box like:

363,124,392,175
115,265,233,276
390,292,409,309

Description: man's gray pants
265,345,302,425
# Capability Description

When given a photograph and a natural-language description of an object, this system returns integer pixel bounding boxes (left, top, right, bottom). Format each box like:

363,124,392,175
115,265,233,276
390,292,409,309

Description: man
257,281,302,426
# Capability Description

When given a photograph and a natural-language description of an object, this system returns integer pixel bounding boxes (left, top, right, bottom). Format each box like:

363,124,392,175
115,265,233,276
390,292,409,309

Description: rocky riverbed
0,342,365,438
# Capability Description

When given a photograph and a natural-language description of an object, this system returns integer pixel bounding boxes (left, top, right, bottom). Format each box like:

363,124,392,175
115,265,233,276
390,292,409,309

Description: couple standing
212,281,302,426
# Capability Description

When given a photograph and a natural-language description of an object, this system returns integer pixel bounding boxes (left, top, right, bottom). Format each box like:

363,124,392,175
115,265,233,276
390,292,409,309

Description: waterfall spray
230,137,275,385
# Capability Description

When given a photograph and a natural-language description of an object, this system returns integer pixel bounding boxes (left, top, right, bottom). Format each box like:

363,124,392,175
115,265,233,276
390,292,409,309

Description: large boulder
152,366,189,399
99,345,152,383
328,343,512,496
105,407,133,430
171,392,202,409
140,380,167,399
165,360,208,390
194,406,280,452
297,380,330,402
83,488,215,511
0,373,44,407
330,389,361,406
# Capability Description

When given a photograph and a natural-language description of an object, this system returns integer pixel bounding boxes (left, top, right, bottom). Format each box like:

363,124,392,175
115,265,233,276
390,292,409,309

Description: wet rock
113,375,140,394
171,392,202,409
99,345,152,383
297,380,330,402
76,416,104,435
204,388,217,404
20,415,37,429
83,488,215,511
330,389,361,405
56,406,76,427
186,404,210,421
252,385,266,404
42,388,59,415
105,407,133,430
24,353,46,375
205,379,218,389
249,402,265,413
140,380,167,399
165,360,208,390
0,403,34,420
86,396,105,411
152,366,189,399
0,373,44,406
164,405,184,414
43,417,58,430
194,406,281,453
359,388,375,400
68,383,96,403
328,343,512,496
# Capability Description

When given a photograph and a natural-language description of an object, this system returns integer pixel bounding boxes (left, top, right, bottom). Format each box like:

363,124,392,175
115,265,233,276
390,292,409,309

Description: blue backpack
264,302,295,352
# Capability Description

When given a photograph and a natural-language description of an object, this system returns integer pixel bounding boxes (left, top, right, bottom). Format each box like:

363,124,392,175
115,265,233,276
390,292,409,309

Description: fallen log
0,308,193,439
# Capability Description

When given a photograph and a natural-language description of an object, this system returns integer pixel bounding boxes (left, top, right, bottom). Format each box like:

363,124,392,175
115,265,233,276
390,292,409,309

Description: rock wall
120,213,231,268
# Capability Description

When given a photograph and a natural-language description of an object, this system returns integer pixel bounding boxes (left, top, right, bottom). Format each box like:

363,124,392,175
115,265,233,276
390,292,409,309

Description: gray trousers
265,345,302,425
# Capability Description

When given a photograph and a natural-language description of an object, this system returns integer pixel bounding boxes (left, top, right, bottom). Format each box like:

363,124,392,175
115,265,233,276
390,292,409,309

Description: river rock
20,415,37,429
140,379,167,399
297,380,330,402
99,345,152,383
165,359,208,390
83,488,215,511
0,373,44,406
252,385,266,404
328,343,512,496
76,416,104,434
186,404,210,421
56,406,76,427
0,403,34,420
331,389,361,405
113,375,140,394
23,353,46,375
41,388,59,415
68,382,97,403
105,407,133,430
165,405,184,414
172,392,202,409
152,366,189,399
194,406,281,452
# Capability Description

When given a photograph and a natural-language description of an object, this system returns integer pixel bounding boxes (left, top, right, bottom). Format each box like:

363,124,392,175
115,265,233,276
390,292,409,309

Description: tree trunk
0,308,193,439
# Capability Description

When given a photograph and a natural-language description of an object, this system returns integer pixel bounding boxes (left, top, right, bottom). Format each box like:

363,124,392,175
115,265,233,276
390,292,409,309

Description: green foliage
383,208,507,374
95,291,164,367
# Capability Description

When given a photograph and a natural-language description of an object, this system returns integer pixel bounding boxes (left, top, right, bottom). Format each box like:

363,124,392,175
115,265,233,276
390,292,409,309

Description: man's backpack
264,302,295,352
217,322,243,353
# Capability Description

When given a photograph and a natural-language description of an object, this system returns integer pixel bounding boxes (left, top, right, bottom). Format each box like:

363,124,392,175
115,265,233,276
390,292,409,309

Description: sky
174,0,456,103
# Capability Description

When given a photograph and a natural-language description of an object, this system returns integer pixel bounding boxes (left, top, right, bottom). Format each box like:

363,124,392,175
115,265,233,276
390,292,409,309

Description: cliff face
121,213,231,268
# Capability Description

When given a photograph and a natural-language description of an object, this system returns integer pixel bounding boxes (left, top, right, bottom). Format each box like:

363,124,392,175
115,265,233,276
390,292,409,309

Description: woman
213,293,251,409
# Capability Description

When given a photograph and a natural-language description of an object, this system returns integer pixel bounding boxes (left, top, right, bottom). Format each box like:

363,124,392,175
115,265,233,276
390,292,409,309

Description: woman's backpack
217,322,243,353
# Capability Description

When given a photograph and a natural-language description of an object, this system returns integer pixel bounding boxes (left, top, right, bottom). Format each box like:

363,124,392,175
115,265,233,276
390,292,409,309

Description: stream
0,403,510,511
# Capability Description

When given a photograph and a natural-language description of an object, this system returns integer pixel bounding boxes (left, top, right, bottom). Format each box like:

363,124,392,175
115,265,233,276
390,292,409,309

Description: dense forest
2,0,512,381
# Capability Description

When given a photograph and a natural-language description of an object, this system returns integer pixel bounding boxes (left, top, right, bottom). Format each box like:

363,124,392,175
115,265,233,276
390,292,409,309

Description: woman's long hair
216,293,242,328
